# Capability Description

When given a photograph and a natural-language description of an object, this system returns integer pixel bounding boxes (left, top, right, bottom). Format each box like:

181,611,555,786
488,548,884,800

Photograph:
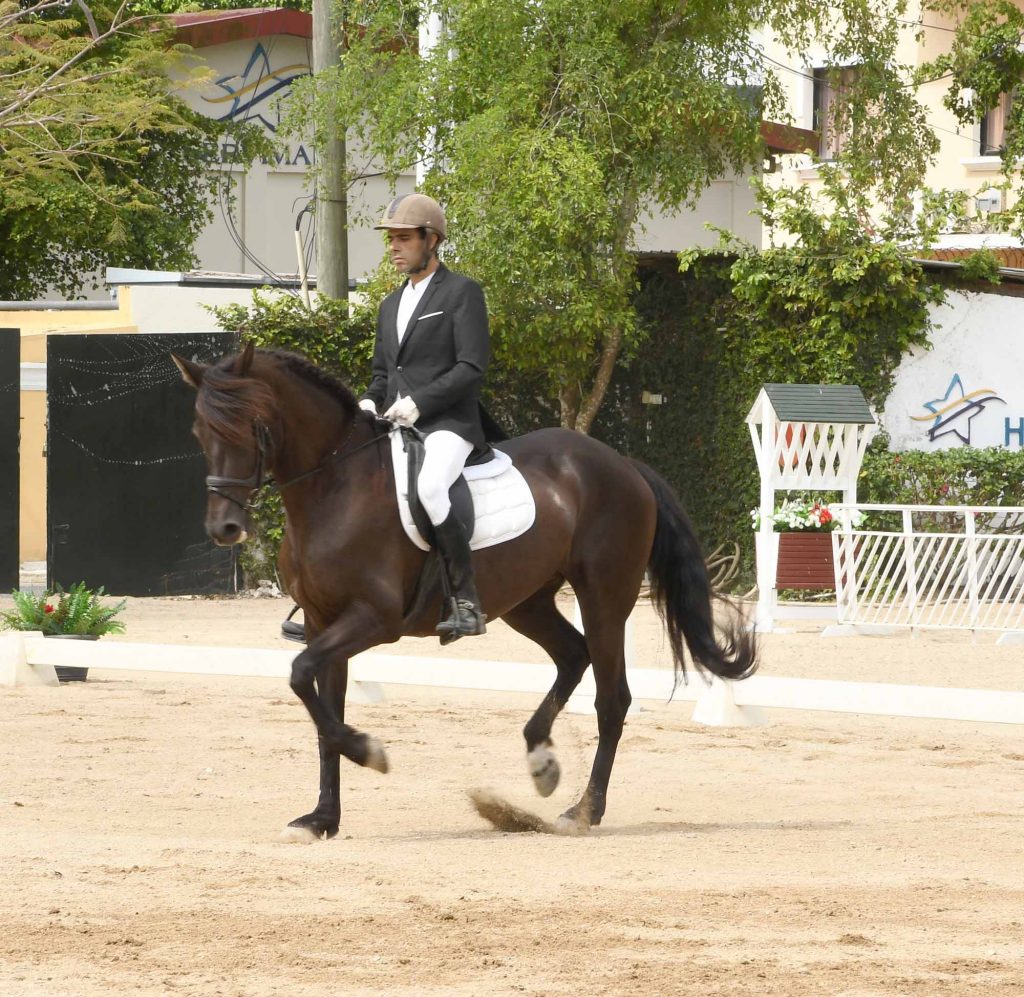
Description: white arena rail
831,504,1024,635
3,630,1024,727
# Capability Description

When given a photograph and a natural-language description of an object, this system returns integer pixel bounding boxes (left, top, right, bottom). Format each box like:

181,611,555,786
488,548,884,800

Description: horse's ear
236,340,255,376
171,353,205,389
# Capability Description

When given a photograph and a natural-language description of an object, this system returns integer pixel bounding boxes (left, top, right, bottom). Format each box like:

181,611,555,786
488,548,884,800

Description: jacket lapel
397,265,447,360
382,286,404,361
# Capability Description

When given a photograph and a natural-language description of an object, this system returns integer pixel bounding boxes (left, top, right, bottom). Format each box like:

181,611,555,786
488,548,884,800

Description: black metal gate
47,333,236,596
0,328,19,592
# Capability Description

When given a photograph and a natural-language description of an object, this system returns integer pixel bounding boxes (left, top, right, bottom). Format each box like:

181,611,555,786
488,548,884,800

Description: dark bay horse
173,344,757,838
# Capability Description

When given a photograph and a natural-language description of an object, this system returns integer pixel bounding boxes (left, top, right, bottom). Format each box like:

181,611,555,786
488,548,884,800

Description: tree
705,169,948,408
308,0,940,431
0,0,253,298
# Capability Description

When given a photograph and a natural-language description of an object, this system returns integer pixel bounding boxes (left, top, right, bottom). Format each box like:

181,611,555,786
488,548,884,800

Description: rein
205,415,391,512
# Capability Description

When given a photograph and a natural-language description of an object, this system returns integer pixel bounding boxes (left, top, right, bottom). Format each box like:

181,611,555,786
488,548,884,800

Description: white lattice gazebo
747,384,876,630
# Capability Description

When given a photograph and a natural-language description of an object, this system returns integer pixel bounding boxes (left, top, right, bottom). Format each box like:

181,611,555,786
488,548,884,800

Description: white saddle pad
390,431,536,552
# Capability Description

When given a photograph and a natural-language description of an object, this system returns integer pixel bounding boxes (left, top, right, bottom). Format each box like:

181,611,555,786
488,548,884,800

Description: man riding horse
359,192,489,642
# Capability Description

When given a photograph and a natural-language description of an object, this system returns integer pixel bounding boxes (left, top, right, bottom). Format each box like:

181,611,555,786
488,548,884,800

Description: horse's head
172,341,278,546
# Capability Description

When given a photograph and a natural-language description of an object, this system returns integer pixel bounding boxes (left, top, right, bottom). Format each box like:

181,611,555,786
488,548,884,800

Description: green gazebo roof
760,384,874,425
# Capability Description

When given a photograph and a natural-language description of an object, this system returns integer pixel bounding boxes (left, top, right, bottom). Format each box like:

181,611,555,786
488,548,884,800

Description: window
980,90,1015,155
812,65,862,161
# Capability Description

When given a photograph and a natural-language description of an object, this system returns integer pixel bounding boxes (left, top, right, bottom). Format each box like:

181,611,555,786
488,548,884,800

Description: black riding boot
433,509,487,642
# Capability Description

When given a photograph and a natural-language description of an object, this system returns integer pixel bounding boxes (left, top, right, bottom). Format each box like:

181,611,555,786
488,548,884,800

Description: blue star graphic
918,373,1004,445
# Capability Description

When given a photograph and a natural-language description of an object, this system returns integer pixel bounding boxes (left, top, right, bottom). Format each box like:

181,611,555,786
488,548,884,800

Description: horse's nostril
209,520,244,545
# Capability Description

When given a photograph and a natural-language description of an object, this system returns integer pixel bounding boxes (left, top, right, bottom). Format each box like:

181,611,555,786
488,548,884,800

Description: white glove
358,398,378,414
383,396,420,427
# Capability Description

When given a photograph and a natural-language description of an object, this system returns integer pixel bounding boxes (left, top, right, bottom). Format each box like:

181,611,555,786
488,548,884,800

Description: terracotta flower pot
44,633,100,683
775,532,835,590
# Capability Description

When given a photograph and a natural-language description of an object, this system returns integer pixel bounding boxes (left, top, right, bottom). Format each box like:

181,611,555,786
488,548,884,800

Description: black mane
259,349,359,417
196,347,360,445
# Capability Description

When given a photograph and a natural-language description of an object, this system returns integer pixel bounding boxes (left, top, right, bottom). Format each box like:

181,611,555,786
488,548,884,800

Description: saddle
402,427,475,546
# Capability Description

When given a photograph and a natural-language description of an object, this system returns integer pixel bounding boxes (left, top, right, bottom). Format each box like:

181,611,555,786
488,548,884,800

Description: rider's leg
418,431,486,639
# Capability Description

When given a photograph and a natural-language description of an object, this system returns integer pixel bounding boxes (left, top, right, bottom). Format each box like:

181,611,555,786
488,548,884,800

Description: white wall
123,284,286,334
633,173,760,252
882,289,1024,451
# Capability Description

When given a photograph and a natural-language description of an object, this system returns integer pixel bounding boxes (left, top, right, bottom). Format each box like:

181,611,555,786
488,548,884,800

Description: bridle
205,416,390,513
205,422,273,512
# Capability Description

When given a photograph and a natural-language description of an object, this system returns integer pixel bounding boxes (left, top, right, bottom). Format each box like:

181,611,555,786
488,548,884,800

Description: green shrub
860,443,1024,508
858,443,1024,534
1,583,127,636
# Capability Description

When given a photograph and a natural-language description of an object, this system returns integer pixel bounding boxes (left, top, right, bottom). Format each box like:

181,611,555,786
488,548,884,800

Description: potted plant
750,499,853,590
0,582,127,682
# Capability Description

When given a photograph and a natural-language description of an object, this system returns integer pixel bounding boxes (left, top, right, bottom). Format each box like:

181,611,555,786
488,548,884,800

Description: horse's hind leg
560,598,632,831
500,585,591,798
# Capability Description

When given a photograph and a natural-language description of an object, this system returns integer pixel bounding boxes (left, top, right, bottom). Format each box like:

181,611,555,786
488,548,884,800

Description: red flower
819,508,833,524
44,604,54,614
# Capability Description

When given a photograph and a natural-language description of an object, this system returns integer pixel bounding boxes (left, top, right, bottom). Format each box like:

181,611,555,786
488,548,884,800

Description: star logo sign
911,374,1005,445
202,44,309,133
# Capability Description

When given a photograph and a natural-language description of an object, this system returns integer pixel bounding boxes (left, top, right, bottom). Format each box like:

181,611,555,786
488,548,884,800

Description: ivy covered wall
591,262,1024,591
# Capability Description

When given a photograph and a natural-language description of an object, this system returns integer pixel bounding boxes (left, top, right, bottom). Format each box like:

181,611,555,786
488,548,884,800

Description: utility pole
312,0,348,301
416,6,442,187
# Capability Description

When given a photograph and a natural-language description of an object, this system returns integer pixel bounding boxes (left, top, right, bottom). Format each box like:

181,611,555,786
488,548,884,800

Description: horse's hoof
282,813,340,842
279,825,321,844
364,737,390,774
553,811,590,836
527,742,560,798
555,797,594,836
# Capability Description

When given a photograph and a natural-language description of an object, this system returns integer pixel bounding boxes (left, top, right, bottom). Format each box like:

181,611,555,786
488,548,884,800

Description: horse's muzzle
207,518,248,546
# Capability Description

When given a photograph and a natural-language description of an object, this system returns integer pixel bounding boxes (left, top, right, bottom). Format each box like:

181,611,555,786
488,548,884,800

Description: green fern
0,583,126,636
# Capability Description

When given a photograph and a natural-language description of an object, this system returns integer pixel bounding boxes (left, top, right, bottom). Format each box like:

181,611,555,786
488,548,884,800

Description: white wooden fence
832,504,1024,634
4,630,1024,726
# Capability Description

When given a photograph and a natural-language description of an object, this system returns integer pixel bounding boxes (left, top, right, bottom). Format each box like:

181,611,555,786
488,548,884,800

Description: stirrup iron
436,597,487,642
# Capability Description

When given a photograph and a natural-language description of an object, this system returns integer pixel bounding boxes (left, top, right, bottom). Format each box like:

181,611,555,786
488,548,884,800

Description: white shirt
395,271,435,344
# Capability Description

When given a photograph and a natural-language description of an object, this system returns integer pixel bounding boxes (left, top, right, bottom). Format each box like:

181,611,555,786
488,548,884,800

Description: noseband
205,421,273,512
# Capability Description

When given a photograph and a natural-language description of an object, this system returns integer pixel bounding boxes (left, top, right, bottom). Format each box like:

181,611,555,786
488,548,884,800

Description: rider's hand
358,398,378,415
384,396,420,427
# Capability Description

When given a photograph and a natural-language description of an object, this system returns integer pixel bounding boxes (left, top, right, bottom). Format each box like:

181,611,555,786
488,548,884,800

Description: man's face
387,228,436,274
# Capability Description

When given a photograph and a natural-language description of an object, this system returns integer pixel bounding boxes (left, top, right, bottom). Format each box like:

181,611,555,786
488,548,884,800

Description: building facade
760,2,1024,225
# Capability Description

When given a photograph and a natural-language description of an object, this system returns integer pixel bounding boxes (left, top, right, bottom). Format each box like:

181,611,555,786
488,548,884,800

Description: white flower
749,497,842,532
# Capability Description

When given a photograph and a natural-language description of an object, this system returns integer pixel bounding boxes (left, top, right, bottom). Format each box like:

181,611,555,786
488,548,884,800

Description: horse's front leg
286,606,393,835
285,653,349,840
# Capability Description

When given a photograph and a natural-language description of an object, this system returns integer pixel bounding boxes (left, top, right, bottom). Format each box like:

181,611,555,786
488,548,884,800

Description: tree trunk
559,384,581,430
575,325,624,434
568,191,638,434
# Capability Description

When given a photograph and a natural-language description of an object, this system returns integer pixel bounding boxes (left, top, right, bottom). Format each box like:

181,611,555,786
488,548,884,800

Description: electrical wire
894,17,963,34
214,34,303,296
752,45,956,90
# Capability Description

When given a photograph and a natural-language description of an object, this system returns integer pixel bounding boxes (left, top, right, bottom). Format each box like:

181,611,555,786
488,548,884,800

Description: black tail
631,460,758,687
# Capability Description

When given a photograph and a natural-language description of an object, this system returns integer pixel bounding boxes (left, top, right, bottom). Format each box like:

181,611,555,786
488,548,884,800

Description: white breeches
418,430,473,525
